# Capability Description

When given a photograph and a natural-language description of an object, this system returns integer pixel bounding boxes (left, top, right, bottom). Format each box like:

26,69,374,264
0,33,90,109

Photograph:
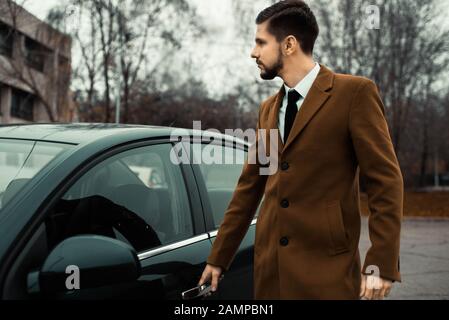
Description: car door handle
181,283,214,300
181,275,224,300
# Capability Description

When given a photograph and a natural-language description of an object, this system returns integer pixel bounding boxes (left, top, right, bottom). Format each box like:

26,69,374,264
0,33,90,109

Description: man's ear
283,35,298,55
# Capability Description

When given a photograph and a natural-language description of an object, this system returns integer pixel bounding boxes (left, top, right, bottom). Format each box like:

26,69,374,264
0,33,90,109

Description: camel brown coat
207,64,403,299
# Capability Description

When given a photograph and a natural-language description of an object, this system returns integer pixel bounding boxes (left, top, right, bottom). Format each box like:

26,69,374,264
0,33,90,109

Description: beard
259,48,283,80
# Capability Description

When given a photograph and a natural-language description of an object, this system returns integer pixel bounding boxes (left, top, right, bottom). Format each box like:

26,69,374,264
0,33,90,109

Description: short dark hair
255,0,319,55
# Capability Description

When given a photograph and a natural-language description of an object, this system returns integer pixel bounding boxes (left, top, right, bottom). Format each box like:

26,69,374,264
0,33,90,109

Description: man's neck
281,58,317,88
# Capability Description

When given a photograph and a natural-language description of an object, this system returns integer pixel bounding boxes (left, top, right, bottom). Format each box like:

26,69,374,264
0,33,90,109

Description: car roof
0,123,248,146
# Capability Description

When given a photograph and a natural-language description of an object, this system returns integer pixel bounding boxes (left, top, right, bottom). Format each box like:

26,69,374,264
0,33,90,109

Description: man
199,0,403,300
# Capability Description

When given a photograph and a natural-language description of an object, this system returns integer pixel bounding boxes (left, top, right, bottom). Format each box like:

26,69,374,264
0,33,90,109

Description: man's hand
360,274,393,300
198,264,223,294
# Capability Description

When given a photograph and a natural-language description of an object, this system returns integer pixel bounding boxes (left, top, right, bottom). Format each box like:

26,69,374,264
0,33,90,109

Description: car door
185,138,262,299
3,141,213,300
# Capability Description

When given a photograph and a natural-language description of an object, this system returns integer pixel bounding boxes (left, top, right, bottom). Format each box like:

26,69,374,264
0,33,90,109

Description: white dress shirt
279,62,321,143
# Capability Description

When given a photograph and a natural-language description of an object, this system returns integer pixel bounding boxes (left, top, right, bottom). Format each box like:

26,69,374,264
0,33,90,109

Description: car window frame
185,138,258,234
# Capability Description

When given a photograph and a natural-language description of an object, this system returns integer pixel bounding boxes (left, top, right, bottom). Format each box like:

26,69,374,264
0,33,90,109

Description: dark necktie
284,89,301,143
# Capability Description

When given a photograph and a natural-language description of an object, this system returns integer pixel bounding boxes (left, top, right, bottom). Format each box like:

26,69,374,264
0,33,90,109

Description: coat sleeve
349,79,403,282
206,105,269,272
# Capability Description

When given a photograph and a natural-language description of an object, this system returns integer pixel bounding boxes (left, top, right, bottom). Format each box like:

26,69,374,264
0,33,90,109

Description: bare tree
47,1,99,121
113,0,203,123
47,0,204,123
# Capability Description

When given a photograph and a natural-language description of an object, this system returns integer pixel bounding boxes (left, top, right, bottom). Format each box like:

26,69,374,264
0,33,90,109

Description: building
0,0,75,124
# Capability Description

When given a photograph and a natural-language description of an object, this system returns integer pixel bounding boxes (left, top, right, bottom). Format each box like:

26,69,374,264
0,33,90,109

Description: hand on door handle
181,283,213,300
182,274,224,300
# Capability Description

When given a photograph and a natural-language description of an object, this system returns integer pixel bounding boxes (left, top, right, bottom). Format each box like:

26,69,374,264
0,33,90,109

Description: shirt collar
283,62,321,99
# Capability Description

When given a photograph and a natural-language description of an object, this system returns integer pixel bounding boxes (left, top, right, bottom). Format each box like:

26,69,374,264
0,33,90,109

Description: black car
0,123,259,300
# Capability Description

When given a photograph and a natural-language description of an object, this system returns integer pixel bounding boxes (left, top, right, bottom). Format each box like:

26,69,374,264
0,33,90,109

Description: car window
46,143,194,253
189,142,256,228
0,139,72,210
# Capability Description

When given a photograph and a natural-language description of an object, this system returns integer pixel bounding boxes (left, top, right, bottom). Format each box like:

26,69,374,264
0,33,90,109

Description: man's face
250,21,283,80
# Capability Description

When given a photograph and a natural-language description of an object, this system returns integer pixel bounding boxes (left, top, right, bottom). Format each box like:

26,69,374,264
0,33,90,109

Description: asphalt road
359,217,449,300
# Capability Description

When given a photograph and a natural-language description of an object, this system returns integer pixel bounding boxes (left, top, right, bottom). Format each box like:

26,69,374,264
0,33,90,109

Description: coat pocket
325,200,350,255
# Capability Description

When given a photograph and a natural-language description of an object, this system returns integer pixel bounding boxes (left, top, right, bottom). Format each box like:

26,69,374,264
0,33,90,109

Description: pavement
359,217,449,300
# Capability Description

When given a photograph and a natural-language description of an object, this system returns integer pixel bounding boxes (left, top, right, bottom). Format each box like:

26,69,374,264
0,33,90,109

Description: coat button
280,237,289,246
281,162,289,171
281,199,289,208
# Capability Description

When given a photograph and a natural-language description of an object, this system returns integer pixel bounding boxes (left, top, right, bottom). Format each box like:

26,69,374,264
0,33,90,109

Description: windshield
0,139,72,210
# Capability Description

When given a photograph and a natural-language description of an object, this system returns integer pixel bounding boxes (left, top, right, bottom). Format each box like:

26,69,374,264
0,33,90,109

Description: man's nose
250,47,258,59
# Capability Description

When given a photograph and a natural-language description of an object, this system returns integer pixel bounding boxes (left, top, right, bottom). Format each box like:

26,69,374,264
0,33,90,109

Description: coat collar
267,63,335,154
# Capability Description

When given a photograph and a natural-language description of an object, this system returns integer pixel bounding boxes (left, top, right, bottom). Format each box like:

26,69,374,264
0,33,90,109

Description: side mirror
28,235,141,294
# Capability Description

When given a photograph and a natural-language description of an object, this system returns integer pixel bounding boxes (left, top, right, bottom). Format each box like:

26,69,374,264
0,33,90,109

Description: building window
24,37,48,72
11,88,34,121
0,22,13,57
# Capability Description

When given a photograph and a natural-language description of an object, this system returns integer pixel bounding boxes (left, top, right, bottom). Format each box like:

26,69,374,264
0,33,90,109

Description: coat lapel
282,64,335,153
